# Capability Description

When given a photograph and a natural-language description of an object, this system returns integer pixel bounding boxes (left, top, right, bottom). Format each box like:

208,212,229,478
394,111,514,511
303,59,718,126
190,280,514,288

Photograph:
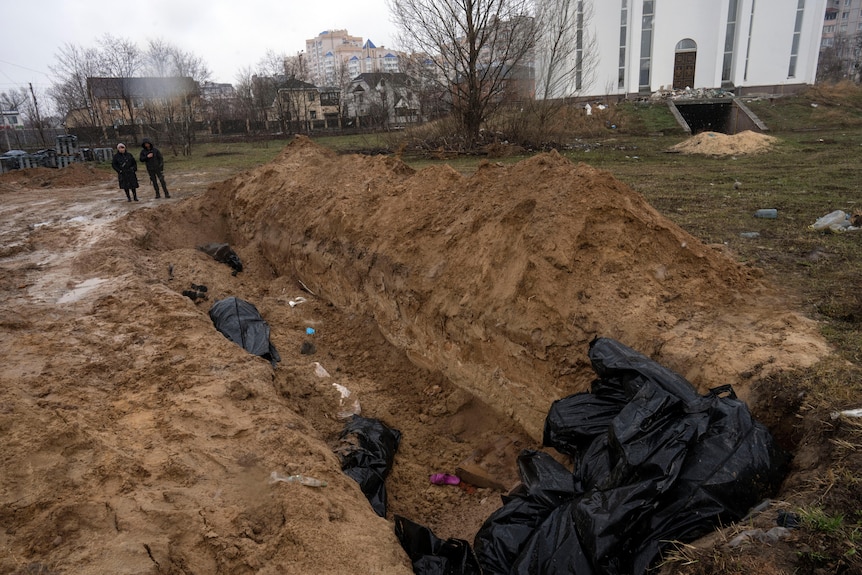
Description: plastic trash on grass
809,210,858,233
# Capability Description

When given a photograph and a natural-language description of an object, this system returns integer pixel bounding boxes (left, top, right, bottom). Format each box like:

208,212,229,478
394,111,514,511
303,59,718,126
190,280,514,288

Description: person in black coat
139,138,170,199
111,143,139,202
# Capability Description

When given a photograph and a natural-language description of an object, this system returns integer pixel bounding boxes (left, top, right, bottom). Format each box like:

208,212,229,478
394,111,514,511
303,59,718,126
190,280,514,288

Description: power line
0,59,52,78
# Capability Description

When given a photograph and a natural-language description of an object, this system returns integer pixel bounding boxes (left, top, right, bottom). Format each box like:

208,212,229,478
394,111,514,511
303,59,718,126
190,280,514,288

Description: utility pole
1,112,11,151
29,83,46,145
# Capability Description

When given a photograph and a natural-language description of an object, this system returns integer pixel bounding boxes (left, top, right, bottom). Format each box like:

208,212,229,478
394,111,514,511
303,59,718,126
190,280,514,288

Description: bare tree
535,0,596,99
514,0,598,146
398,52,451,121
817,33,862,84
389,0,537,149
140,40,211,155
97,34,144,78
234,66,269,135
93,35,144,132
49,43,104,131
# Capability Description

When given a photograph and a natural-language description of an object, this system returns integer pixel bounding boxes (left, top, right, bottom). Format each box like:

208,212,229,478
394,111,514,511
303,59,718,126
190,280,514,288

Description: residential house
346,73,421,128
77,77,200,134
274,77,341,132
537,0,827,99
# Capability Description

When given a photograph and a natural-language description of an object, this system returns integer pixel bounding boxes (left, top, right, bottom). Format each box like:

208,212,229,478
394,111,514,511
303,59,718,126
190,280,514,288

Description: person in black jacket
111,143,138,202
139,138,170,199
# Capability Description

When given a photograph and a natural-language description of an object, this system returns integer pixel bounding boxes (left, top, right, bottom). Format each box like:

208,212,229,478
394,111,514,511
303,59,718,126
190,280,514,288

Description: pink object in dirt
429,473,461,485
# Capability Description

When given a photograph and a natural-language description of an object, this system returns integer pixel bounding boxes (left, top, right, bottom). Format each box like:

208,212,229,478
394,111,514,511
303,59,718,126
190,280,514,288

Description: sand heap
669,130,778,156
0,162,112,189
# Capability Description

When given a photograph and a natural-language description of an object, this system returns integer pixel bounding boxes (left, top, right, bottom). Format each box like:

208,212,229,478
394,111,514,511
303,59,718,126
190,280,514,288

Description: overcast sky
0,0,397,94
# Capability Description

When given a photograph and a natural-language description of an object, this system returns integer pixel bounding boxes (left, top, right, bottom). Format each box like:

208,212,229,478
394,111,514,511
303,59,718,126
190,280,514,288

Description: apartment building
305,30,404,87
820,0,862,80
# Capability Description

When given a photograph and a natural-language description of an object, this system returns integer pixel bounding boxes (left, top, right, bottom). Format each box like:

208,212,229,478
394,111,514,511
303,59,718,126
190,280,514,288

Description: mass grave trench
140,135,831,449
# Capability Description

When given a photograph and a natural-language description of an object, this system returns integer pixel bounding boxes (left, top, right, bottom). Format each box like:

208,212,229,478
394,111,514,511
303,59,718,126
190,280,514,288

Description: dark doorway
673,39,697,89
673,52,696,89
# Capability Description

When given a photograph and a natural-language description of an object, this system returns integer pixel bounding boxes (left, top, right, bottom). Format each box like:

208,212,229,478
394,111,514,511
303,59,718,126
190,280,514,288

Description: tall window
639,0,655,91
722,0,739,83
619,0,628,88
744,0,756,80
788,0,805,78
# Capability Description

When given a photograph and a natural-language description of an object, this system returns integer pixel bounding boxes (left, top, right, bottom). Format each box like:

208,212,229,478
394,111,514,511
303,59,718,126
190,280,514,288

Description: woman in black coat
111,143,139,202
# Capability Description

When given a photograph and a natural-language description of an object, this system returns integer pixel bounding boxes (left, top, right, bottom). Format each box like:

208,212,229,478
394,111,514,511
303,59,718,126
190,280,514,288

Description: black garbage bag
395,516,482,575
469,337,789,575
208,297,280,367
473,450,580,574
198,242,243,274
338,416,401,517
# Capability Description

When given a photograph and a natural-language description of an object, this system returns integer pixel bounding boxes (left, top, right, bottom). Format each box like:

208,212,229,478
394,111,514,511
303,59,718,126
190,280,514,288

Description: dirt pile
0,163,112,189
181,137,828,439
0,137,833,574
668,130,778,156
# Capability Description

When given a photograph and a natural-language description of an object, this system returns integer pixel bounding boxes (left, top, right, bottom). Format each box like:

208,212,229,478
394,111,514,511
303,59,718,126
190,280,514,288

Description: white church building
539,0,828,99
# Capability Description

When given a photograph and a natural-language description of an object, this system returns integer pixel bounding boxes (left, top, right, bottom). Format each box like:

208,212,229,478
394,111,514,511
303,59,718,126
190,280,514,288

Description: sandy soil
668,130,778,156
0,138,835,574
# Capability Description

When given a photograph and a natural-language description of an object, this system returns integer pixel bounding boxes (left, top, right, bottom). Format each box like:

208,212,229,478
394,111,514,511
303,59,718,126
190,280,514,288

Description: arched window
675,39,697,52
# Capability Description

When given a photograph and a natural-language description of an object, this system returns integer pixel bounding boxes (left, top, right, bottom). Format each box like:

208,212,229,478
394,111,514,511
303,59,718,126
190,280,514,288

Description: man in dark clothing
139,138,170,198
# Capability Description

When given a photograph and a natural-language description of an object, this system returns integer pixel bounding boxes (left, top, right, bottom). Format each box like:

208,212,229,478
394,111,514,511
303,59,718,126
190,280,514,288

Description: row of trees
5,0,596,153
817,33,862,84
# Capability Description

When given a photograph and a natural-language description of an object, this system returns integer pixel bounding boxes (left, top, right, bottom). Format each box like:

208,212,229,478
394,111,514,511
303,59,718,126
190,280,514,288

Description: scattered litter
312,362,330,378
831,407,862,420
306,327,316,335
168,263,174,280
429,473,461,486
182,283,208,303
269,471,327,487
198,243,243,275
297,278,316,296
337,416,401,517
754,208,778,219
728,526,791,548
209,297,280,367
289,296,307,308
777,510,801,529
740,232,760,239
809,210,861,233
333,383,361,419
300,341,316,355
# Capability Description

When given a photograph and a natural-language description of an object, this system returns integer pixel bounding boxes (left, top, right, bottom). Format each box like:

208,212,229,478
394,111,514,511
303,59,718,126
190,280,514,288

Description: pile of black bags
397,337,790,575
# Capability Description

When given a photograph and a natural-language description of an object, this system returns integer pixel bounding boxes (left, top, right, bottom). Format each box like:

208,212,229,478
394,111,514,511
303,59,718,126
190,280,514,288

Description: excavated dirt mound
0,163,112,189
668,130,779,156
0,137,832,574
